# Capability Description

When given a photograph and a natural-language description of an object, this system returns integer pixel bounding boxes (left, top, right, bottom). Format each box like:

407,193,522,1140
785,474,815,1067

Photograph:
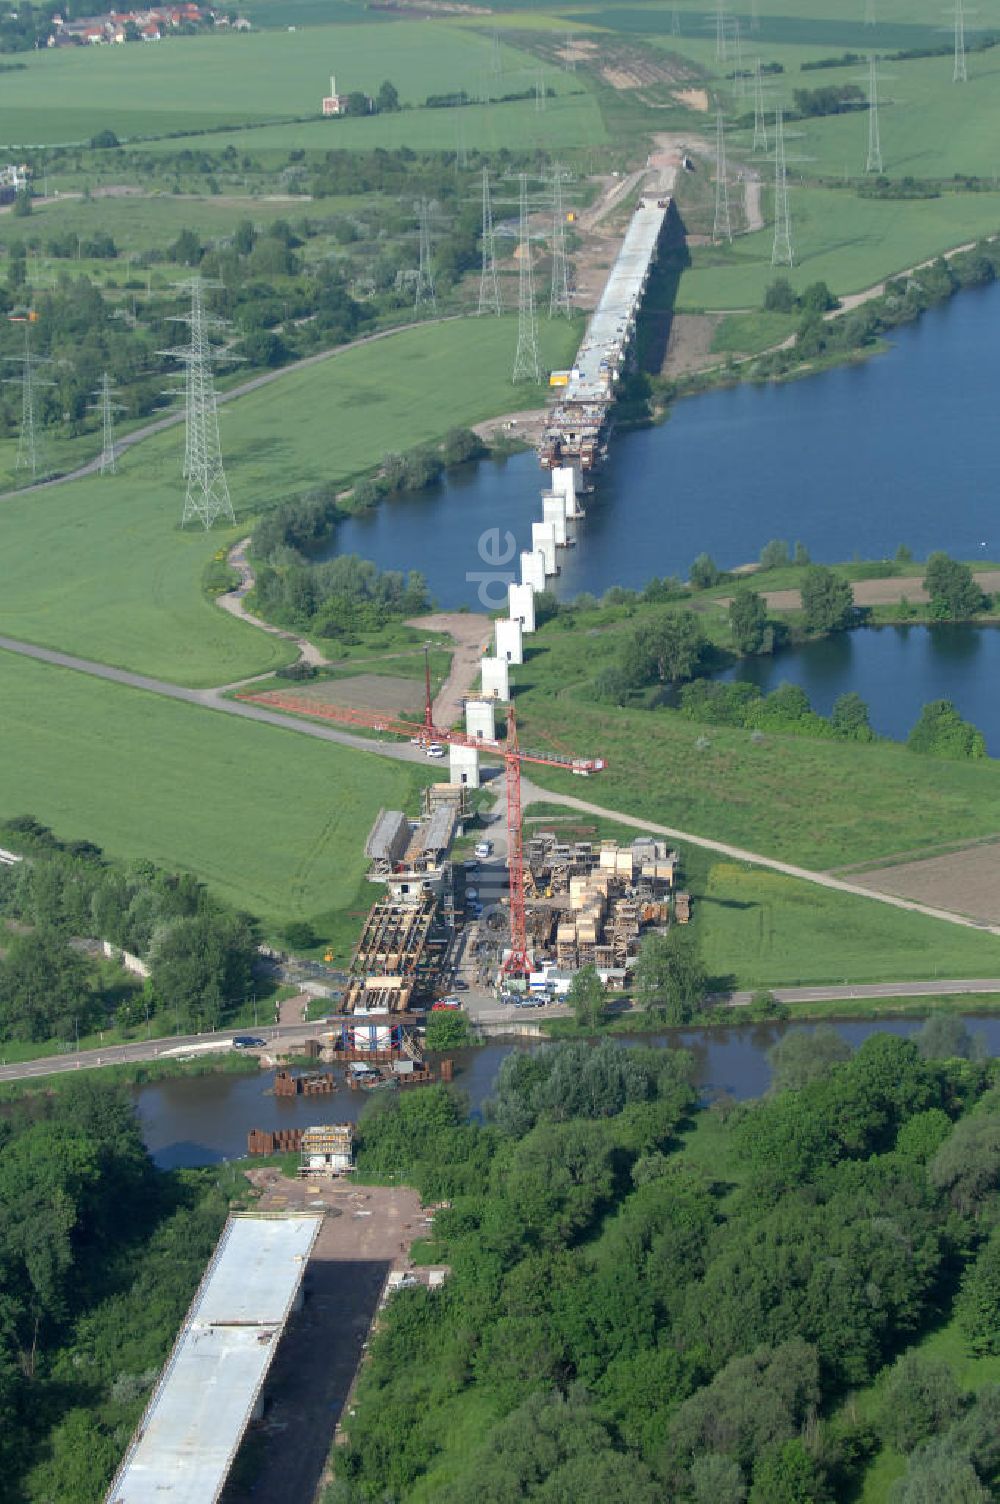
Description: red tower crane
238,665,604,982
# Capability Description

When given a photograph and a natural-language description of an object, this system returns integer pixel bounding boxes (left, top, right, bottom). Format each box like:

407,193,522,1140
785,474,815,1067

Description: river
136,1013,1000,1168
327,282,999,606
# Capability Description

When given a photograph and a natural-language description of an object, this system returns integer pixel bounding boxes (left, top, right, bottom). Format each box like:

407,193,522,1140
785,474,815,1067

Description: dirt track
407,611,493,728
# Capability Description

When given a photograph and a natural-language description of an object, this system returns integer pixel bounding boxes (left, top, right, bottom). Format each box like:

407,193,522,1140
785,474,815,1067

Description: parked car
431,997,462,1011
474,841,493,858
426,743,446,758
232,1035,266,1049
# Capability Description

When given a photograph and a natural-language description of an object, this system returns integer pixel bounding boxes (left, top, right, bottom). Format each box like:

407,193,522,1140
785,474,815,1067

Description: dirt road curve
217,537,329,673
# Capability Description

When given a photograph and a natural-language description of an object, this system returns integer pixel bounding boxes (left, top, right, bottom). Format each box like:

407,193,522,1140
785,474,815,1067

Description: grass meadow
693,857,1000,987
0,315,580,684
0,646,427,927
676,188,1000,310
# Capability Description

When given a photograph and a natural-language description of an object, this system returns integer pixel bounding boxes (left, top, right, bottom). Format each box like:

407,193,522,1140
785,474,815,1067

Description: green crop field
0,646,427,926
0,315,580,684
694,858,1000,987
135,90,608,156
0,24,578,146
0,192,321,254
676,188,1000,310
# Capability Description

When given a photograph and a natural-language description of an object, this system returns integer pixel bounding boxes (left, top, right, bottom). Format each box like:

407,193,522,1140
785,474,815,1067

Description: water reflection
135,1013,1000,1169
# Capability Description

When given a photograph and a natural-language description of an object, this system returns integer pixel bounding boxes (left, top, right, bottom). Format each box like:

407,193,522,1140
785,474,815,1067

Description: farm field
135,90,608,156
675,188,1000,310
0,646,427,927
0,191,328,254
0,24,555,146
0,315,579,683
694,857,1000,987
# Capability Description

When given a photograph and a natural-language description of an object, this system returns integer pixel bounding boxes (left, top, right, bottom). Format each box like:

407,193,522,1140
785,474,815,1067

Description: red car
431,997,462,1011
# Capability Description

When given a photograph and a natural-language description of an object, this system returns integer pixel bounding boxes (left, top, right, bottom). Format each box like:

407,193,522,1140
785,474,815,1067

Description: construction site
540,195,673,471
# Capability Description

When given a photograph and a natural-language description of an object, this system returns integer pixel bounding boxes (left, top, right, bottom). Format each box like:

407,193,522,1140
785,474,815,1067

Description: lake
328,281,1000,606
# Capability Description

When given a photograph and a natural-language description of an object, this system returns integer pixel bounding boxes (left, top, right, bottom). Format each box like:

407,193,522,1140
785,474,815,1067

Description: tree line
0,817,259,1040
332,1031,1000,1502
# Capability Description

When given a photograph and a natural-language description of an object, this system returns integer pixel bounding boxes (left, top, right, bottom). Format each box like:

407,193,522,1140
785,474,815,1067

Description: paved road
0,634,432,767
0,1020,324,1083
7,315,462,498
2,631,997,939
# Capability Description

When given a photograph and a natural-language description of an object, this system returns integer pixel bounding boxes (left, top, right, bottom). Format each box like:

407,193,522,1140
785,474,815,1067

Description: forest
332,1031,1000,1503
0,1078,231,1502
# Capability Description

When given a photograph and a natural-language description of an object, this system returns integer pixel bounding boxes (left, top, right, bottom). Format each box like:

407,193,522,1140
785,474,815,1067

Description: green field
676,188,1000,310
0,647,425,926
0,191,323,254
134,89,608,155
0,24,560,145
695,858,1000,986
0,315,580,684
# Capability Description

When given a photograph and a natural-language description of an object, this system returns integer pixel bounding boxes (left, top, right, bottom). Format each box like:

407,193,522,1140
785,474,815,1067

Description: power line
771,106,794,267
160,277,234,531
713,109,733,243
477,168,503,317
5,320,54,482
549,163,572,318
93,370,123,476
953,0,968,81
712,0,729,61
752,58,769,151
414,198,436,312
512,173,540,385
866,54,883,173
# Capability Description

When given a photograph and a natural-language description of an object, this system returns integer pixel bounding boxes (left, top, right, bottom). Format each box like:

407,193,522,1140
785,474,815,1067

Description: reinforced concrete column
465,698,497,741
508,582,536,633
495,617,524,665
449,743,481,789
520,550,546,590
542,495,568,545
531,521,558,576
481,655,510,700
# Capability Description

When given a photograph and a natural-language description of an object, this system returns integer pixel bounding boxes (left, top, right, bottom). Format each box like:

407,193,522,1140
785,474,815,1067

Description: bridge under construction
540,195,671,472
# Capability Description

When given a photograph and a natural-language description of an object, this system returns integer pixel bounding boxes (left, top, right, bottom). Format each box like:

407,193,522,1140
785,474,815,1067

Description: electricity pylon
730,17,745,97
713,110,733,243
161,277,234,530
749,0,759,32
753,58,769,151
478,168,502,316
671,5,681,34
6,319,53,482
771,106,794,267
865,54,883,173
953,0,968,81
549,163,572,318
414,198,436,311
512,173,540,384
93,370,122,475
712,0,729,61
